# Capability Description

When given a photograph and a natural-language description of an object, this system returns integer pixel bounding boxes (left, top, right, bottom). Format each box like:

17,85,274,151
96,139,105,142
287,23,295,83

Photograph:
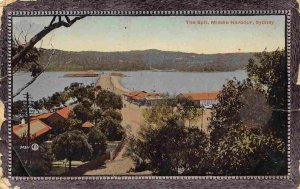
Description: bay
13,70,247,101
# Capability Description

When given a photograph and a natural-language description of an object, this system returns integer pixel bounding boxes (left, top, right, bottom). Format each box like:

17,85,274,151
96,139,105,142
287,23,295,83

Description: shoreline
110,76,130,94
97,74,130,95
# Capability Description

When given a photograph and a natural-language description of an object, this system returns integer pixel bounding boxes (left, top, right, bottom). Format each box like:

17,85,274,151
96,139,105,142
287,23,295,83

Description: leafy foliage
96,117,125,141
12,100,25,116
51,130,93,170
12,43,42,76
128,120,209,175
87,127,107,159
72,103,94,123
212,128,286,175
247,49,287,140
95,90,123,110
208,49,287,175
143,96,203,126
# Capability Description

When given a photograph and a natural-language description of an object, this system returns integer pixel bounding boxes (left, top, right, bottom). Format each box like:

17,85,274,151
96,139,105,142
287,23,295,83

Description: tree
31,100,44,113
143,96,202,127
95,90,123,110
87,127,107,159
12,100,25,116
246,49,287,140
211,127,286,175
12,144,54,176
208,49,288,175
176,96,202,127
12,16,85,97
51,130,93,171
128,119,209,175
13,16,85,68
72,103,93,123
209,79,264,143
102,108,122,122
96,117,125,141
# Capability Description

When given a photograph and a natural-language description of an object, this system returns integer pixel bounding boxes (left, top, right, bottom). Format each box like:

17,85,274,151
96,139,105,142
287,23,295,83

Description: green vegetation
38,49,255,72
52,130,93,171
96,117,125,141
12,82,125,175
128,49,288,176
88,127,107,159
143,96,203,126
128,120,209,175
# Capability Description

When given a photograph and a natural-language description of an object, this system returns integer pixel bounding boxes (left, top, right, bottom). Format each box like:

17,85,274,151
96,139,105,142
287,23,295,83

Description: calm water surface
13,70,247,101
121,70,247,94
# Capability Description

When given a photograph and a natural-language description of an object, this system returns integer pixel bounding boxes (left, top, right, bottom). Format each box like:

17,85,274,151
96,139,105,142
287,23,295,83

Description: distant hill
38,49,256,72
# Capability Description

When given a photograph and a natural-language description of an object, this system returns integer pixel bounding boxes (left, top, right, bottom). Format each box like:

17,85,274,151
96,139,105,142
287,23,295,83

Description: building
179,92,219,107
14,107,72,141
123,91,163,106
13,119,52,141
81,121,95,132
30,107,72,132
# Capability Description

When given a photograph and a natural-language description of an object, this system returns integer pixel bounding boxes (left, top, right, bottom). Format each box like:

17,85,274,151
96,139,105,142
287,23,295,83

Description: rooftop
180,92,219,101
56,107,71,119
124,91,161,100
82,121,95,128
13,119,52,140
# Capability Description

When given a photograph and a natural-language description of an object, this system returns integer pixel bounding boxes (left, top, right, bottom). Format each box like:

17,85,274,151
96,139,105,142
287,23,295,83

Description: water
13,70,247,101
13,72,98,101
121,70,247,95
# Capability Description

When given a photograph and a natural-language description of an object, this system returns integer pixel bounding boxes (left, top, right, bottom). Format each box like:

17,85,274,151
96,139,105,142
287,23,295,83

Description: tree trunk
69,160,72,171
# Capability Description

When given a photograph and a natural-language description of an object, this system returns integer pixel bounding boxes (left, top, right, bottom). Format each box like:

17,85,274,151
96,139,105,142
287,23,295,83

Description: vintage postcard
7,11,291,179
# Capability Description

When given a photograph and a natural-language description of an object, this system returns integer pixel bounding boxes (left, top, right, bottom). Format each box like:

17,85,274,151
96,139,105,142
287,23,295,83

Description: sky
12,15,286,54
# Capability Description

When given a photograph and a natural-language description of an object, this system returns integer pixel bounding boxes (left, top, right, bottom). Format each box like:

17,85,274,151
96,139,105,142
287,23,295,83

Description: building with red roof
123,91,162,106
15,107,72,141
13,119,52,141
55,107,71,119
82,121,95,128
179,92,219,107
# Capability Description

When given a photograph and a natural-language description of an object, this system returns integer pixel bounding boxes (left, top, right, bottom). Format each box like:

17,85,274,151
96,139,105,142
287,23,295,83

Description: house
123,91,148,105
81,121,95,132
123,91,163,106
179,92,219,107
13,119,52,142
18,107,73,141
33,107,71,127
82,121,94,128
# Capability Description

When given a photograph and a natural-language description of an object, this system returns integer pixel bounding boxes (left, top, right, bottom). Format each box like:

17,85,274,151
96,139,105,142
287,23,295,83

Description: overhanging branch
12,15,86,68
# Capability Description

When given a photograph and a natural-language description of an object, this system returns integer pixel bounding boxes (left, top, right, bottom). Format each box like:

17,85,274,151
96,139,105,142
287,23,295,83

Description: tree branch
13,49,56,98
12,15,85,68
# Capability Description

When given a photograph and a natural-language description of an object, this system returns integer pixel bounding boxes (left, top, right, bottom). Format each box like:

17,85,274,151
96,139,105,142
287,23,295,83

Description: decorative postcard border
6,10,291,180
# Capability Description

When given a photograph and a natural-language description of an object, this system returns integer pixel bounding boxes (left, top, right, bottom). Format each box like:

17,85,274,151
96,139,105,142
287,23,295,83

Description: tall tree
96,117,125,141
208,49,288,175
87,127,107,159
95,90,123,110
51,130,93,171
246,49,287,140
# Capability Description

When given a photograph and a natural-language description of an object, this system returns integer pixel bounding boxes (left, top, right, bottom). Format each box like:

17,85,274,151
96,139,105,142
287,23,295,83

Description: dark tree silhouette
51,130,92,171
